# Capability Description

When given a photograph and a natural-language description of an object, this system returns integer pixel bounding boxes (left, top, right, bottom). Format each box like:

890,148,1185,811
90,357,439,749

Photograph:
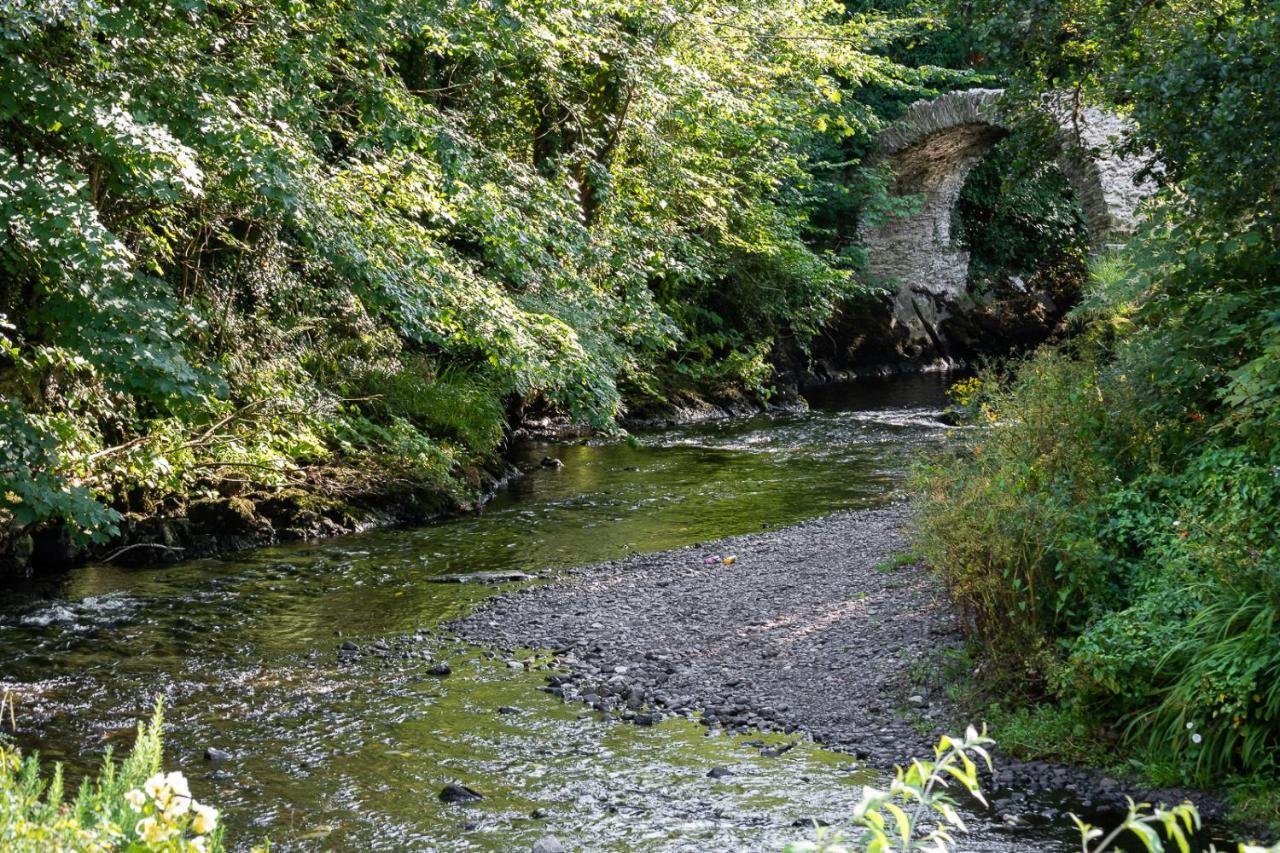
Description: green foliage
1136,590,1280,782
981,702,1114,769
874,550,919,573
954,133,1089,293
785,726,995,853
0,698,236,851
1229,777,1280,839
917,235,1280,778
955,0,1280,224
1074,798,1203,853
351,360,507,455
913,344,1130,683
0,0,939,543
919,0,1280,799
0,400,120,541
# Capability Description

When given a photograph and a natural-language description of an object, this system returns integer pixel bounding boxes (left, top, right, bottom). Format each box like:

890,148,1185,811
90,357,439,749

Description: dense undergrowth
917,0,1280,828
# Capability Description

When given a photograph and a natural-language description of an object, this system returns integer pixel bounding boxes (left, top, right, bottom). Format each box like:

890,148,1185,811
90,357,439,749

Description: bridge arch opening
859,89,1152,363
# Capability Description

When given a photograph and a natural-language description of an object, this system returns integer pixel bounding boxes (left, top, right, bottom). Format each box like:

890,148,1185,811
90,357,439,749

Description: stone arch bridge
861,88,1154,361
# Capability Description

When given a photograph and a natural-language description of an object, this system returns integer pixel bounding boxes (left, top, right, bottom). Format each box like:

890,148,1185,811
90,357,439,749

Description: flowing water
0,375,1090,851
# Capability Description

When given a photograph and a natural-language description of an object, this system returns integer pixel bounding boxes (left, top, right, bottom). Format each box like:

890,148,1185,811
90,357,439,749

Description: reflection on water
0,374,1070,850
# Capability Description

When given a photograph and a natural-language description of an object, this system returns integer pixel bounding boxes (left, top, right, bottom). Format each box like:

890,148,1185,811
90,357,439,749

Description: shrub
0,698,239,852
913,346,1131,688
916,230,1280,790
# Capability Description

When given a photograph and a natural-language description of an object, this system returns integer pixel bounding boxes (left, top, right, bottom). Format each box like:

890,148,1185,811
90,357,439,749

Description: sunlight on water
0,375,1079,851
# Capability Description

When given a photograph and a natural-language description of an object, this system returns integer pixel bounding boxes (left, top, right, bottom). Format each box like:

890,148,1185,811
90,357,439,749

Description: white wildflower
124,788,147,812
165,793,192,819
164,771,191,800
137,816,172,844
191,802,218,835
143,772,167,801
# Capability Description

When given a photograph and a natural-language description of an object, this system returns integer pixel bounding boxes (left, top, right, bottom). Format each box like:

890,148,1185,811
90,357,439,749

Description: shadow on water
0,373,1203,851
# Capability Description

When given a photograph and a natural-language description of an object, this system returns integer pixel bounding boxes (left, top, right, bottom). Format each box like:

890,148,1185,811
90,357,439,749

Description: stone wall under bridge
855,88,1155,366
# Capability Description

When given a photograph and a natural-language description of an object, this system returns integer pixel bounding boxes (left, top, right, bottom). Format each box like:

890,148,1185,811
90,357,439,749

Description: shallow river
1,375,1090,851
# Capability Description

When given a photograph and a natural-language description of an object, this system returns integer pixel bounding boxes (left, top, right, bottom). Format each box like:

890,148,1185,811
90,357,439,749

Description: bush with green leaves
917,235,1280,790
914,0,1280,807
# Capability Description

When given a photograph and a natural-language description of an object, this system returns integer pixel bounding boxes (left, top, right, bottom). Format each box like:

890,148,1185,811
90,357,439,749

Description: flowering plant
122,770,219,851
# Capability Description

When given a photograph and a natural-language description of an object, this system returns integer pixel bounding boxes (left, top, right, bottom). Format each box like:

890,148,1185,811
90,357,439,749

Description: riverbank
0,370,912,582
0,458,521,580
453,502,1221,828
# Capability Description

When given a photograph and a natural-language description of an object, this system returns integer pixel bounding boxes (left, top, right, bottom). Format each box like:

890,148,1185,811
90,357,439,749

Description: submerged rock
430,571,537,584
204,747,232,762
439,782,483,804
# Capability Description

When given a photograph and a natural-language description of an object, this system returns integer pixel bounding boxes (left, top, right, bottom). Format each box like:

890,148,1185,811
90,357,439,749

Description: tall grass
1137,588,1280,781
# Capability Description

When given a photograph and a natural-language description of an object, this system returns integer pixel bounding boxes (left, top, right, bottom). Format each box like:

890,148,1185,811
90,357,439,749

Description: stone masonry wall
858,89,1155,364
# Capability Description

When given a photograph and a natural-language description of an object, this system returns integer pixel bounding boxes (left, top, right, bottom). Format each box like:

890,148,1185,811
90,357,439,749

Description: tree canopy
1,0,962,540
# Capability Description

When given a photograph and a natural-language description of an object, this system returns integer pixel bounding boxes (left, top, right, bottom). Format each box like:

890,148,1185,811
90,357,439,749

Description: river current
0,375,1090,851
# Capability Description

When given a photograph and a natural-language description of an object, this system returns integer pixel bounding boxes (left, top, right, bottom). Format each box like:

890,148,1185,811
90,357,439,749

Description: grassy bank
916,244,1279,832
912,0,1280,833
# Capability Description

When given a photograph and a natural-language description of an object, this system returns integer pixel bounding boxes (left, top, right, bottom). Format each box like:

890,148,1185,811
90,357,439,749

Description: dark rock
427,661,453,676
31,525,82,566
530,808,549,819
204,747,232,762
188,497,261,534
431,571,537,584
540,457,565,469
707,767,734,779
340,641,359,652
439,782,484,804
498,706,522,715
760,741,797,758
